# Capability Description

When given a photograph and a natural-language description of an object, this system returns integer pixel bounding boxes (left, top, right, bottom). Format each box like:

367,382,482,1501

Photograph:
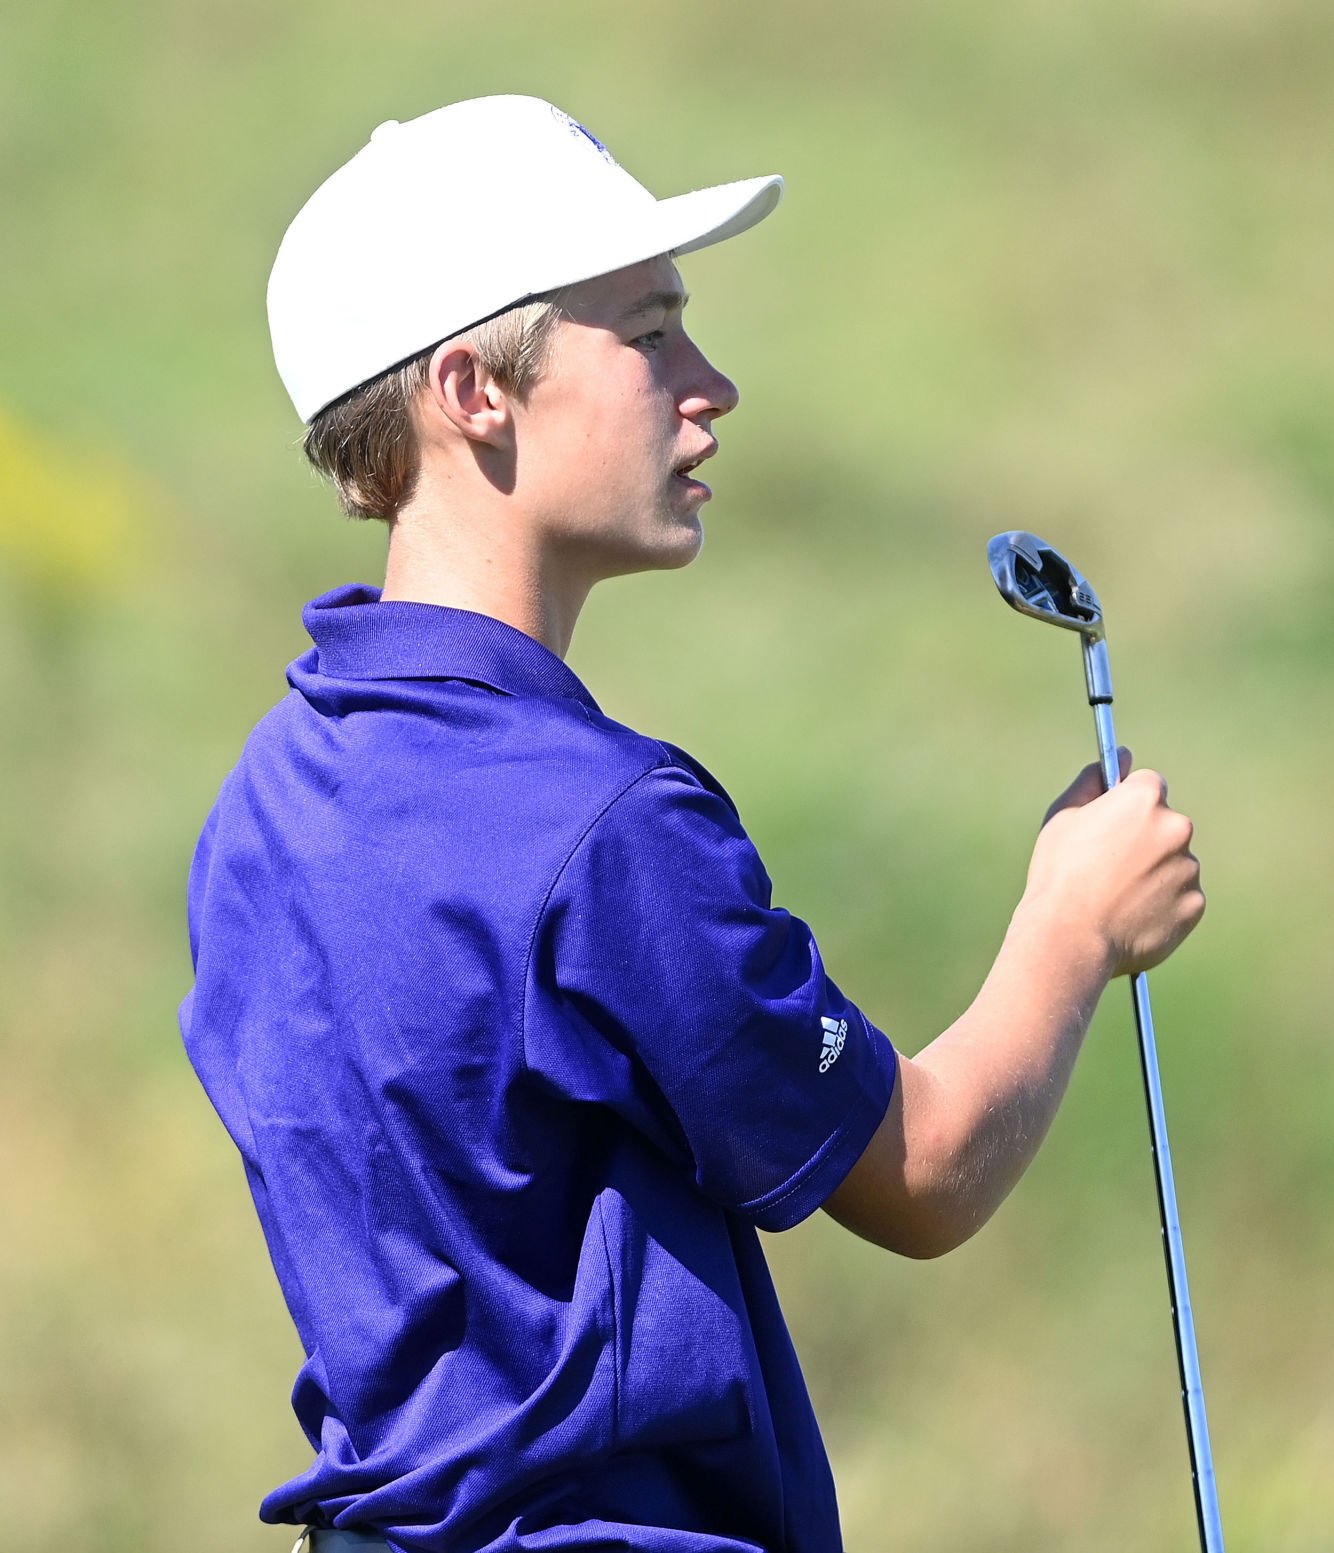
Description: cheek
588,394,672,473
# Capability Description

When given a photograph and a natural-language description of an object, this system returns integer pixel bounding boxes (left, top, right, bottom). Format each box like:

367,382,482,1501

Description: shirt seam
518,747,682,1074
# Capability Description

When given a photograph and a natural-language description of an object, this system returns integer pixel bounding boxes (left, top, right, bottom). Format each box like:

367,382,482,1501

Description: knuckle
1128,768,1165,802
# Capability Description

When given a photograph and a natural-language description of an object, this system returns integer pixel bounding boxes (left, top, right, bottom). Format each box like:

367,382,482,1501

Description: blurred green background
3,1,1331,1548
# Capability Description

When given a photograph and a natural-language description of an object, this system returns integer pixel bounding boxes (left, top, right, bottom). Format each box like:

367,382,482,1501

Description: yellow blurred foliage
0,406,146,600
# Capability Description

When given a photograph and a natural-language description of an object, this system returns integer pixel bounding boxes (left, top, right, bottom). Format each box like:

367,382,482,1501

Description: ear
423,340,511,447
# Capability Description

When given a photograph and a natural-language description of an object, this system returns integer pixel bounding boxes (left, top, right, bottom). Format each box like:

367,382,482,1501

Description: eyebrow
617,287,690,323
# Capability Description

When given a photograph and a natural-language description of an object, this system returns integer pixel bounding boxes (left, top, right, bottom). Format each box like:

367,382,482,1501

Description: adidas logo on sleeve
819,1016,848,1074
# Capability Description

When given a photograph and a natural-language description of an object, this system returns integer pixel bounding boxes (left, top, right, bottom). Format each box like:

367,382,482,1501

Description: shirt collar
301,584,601,711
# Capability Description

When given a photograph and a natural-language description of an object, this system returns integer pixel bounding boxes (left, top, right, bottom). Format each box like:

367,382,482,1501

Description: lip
672,469,713,501
673,440,718,480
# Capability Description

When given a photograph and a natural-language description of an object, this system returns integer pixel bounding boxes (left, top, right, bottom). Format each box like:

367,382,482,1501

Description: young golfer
180,95,1204,1553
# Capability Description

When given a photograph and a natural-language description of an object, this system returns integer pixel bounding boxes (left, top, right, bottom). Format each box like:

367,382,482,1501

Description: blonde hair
301,293,566,522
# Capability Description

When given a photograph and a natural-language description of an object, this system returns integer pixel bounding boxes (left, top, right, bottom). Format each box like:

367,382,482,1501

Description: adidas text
819,1016,848,1074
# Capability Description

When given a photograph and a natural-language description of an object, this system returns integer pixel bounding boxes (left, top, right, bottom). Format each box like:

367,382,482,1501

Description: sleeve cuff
737,1029,898,1233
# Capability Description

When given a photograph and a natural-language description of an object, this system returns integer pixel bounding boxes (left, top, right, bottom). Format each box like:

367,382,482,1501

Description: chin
596,519,704,580
657,523,705,570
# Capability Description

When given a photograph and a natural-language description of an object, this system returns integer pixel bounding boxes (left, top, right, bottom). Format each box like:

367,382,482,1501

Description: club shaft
1089,693,1224,1551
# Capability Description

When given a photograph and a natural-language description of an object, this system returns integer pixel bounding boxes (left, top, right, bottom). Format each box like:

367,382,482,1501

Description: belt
290,1532,393,1553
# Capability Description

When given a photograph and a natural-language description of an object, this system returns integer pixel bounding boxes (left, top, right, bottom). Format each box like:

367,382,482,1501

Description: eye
631,329,664,351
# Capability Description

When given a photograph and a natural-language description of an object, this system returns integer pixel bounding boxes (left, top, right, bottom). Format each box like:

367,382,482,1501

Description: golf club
987,530,1224,1552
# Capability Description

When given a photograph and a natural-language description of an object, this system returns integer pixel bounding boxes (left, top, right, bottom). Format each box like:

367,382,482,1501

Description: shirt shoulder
237,665,698,844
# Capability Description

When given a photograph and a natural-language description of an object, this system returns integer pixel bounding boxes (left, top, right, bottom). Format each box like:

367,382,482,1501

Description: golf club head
988,530,1114,707
987,531,1104,640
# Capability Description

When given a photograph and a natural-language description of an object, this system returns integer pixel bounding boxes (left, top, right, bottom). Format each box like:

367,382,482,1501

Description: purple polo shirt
180,584,897,1553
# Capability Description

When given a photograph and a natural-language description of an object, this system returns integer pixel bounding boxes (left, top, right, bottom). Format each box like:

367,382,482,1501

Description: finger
1123,766,1169,804
1043,759,1107,825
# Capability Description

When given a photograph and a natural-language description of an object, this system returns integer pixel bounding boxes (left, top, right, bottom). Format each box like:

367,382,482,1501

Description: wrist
1007,889,1119,990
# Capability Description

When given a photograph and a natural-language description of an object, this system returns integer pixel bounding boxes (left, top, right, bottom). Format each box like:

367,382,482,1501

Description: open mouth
673,444,717,490
672,463,711,499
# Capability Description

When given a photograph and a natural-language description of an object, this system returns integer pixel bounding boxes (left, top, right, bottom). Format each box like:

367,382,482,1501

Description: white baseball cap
267,95,784,423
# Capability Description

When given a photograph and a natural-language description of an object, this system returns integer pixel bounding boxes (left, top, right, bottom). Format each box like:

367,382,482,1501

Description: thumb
1042,747,1132,826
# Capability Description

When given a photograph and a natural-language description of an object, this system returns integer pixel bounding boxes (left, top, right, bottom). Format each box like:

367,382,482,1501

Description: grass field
3,1,1332,1547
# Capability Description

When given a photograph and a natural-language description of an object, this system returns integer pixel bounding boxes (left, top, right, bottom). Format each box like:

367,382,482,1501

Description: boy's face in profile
507,253,740,584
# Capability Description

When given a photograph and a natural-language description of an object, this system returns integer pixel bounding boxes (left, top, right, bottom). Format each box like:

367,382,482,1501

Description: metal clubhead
988,531,1113,707
987,531,1104,640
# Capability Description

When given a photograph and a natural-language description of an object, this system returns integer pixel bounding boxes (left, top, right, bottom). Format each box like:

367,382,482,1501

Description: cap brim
514,173,784,308
657,174,784,257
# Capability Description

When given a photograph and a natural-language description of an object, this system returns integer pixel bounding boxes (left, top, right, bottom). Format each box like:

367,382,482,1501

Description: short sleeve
528,762,897,1231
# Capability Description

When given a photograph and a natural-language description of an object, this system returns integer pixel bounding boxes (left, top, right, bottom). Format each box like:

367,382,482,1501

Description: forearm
825,895,1115,1258
904,895,1114,1249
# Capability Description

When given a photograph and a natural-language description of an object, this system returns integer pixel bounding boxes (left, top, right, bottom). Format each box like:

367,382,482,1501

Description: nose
678,339,739,421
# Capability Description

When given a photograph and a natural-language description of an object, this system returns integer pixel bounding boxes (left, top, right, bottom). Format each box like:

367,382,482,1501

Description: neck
381,476,590,661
